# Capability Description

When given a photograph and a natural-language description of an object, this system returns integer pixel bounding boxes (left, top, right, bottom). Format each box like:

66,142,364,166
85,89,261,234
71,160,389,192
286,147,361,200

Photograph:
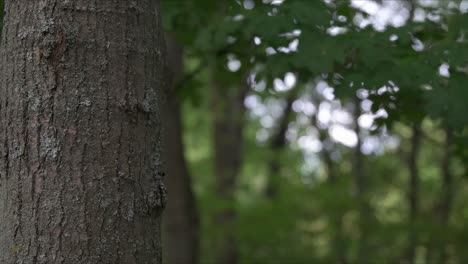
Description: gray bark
162,34,199,264
0,1,166,263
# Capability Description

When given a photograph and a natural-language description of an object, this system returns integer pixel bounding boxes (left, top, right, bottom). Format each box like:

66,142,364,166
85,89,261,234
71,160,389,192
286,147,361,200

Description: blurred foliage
161,0,468,263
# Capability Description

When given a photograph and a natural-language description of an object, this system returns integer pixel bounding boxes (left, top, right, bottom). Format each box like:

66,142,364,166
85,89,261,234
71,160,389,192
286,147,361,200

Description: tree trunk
436,127,454,263
265,90,296,199
162,34,199,264
353,98,369,263
325,147,347,264
0,1,166,263
212,69,247,264
312,94,346,263
406,123,422,263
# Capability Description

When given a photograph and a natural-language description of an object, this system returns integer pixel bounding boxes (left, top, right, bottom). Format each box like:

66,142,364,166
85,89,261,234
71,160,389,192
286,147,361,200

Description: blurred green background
160,1,468,263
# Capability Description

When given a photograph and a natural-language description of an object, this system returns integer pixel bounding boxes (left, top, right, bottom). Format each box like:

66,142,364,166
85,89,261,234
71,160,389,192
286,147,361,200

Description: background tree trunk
0,1,166,263
406,123,422,263
436,127,454,263
162,34,199,264
265,89,296,199
311,96,346,264
212,69,247,264
353,98,369,263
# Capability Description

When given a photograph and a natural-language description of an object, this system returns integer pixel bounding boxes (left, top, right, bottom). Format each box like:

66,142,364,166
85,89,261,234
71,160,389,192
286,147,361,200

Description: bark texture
212,70,247,264
162,34,199,264
0,1,166,263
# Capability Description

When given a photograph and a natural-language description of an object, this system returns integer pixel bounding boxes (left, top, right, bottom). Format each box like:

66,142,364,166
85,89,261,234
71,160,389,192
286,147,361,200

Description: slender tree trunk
353,98,369,263
265,90,296,199
212,69,247,264
162,34,199,264
325,151,347,264
322,137,347,263
436,127,454,263
406,123,422,263
0,1,166,263
312,95,346,263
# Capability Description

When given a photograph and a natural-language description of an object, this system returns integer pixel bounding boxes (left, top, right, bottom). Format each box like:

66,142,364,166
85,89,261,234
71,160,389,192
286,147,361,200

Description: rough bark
162,34,199,264
212,69,247,264
0,1,166,263
265,90,296,199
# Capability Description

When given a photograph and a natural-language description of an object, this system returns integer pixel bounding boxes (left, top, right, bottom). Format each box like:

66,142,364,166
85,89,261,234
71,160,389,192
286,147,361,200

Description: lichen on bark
0,1,166,263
